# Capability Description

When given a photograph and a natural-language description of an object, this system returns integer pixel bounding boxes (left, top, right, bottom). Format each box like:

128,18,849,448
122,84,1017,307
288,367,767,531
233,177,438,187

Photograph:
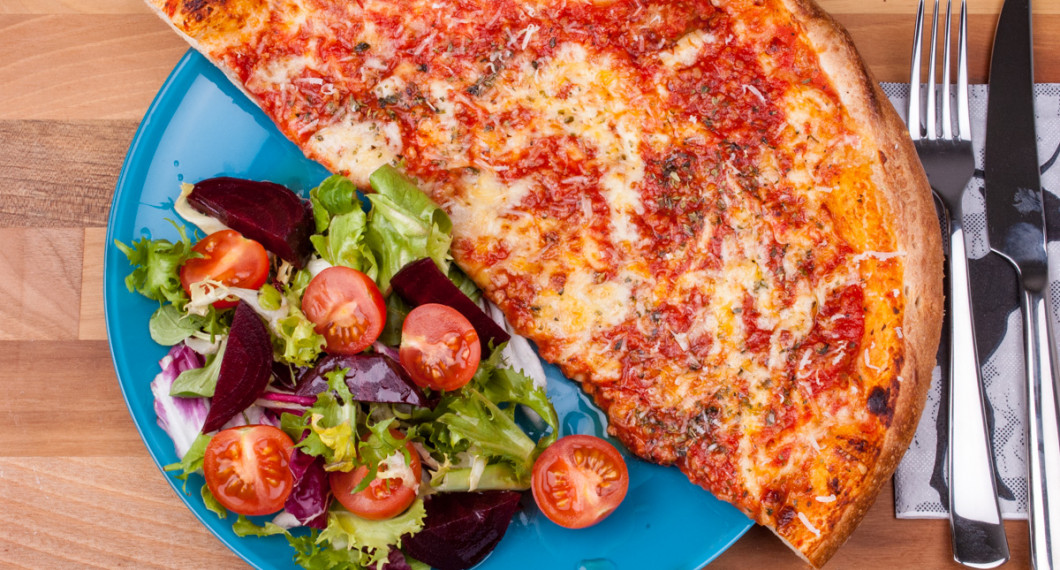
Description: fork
907,1,1011,566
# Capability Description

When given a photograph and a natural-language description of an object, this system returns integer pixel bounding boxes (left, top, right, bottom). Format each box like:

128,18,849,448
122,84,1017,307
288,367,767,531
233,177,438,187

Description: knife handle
947,223,1011,568
1019,285,1060,570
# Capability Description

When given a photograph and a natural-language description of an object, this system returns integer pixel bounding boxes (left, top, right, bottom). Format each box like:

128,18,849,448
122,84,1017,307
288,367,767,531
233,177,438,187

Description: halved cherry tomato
531,434,629,529
399,303,480,391
302,266,386,355
203,425,295,516
329,437,422,520
180,229,269,309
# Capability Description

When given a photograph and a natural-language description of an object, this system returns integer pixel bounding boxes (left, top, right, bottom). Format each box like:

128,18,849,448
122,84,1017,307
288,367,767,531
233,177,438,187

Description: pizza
145,0,943,566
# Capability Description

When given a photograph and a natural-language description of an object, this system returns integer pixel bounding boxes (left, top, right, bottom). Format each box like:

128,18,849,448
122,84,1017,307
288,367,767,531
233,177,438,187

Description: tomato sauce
795,284,866,396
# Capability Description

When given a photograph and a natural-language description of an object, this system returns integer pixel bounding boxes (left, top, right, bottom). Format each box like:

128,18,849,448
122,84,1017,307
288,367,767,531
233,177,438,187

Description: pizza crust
779,1,943,566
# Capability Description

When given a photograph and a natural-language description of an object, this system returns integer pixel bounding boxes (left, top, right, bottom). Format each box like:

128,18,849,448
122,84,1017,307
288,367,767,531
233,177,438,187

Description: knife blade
983,0,1060,567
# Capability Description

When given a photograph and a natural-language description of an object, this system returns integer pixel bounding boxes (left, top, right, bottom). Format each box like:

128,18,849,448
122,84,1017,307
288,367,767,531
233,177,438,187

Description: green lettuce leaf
447,264,481,303
423,345,560,491
310,174,360,232
294,369,359,471
318,501,426,569
310,209,379,280
288,530,366,570
114,223,198,304
201,484,228,519
376,294,411,347
365,165,452,292
148,304,205,346
474,352,559,453
273,301,326,368
232,515,289,538
163,433,211,490
170,339,226,397
288,530,364,570
435,388,537,482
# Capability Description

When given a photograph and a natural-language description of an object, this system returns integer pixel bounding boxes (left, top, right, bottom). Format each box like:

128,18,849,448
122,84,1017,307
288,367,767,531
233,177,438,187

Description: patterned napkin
883,83,1060,520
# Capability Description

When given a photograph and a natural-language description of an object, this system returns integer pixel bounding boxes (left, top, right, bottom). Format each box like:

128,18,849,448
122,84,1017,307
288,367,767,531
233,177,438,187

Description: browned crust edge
778,0,944,567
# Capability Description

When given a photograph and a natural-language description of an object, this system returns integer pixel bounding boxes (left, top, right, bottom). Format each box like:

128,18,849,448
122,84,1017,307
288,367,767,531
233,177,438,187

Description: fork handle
946,222,1010,568
1018,284,1060,570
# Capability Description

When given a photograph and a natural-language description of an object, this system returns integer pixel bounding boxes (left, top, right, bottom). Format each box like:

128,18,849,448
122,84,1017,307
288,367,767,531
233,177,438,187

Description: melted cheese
304,120,403,186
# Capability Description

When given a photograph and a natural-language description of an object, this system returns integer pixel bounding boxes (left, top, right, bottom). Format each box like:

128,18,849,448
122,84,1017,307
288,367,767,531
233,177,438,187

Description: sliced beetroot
189,177,314,267
390,258,510,353
402,491,523,570
284,449,330,529
201,301,273,432
296,353,433,408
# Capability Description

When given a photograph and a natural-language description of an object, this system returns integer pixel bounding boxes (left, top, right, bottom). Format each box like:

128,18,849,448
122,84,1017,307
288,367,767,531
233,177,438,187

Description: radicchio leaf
296,353,433,408
151,343,207,458
283,449,330,529
381,547,414,570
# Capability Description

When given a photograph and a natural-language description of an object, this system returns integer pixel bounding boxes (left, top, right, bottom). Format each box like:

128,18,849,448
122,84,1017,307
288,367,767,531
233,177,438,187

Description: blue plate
104,49,752,570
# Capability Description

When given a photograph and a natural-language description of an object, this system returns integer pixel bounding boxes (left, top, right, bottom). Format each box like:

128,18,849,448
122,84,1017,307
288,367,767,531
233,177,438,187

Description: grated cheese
797,512,821,538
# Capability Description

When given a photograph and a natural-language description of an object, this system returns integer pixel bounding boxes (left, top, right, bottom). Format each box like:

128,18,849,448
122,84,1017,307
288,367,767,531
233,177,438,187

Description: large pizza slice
145,0,943,565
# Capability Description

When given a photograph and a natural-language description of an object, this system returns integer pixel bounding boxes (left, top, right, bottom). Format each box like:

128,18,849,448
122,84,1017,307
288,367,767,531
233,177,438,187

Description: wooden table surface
2,0,1057,568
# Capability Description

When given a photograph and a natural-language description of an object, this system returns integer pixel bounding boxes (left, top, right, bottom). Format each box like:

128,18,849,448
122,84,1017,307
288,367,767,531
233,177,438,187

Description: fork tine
941,0,953,140
956,0,971,142
908,0,925,140
926,0,939,140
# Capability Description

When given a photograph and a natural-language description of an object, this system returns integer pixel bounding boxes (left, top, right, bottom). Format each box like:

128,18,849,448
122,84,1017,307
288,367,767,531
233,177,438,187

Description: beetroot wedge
391,258,509,353
402,491,523,570
201,301,273,432
189,177,314,267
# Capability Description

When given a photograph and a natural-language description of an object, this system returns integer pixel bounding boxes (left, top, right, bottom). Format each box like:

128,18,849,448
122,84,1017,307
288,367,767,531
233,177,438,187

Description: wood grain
0,340,143,456
0,457,242,568
0,228,83,340
0,120,135,227
0,15,185,120
80,227,108,341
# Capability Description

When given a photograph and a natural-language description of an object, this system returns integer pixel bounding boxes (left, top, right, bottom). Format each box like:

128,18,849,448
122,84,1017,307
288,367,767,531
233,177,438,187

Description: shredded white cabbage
481,299,547,389
185,280,290,332
376,450,419,493
468,455,487,491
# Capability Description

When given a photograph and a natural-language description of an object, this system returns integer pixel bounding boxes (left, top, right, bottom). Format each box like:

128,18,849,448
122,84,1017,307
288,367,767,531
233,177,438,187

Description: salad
116,165,630,570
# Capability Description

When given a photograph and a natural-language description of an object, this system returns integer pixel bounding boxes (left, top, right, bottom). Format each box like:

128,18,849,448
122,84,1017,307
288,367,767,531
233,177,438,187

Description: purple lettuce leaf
283,449,331,529
151,344,208,458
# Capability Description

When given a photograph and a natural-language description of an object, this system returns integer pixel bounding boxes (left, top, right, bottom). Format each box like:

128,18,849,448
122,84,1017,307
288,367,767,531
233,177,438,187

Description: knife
983,0,1060,568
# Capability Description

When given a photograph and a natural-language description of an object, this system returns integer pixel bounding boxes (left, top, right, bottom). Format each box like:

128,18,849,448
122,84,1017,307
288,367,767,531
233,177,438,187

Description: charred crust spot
829,477,841,495
181,0,221,22
867,386,893,423
878,150,888,165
